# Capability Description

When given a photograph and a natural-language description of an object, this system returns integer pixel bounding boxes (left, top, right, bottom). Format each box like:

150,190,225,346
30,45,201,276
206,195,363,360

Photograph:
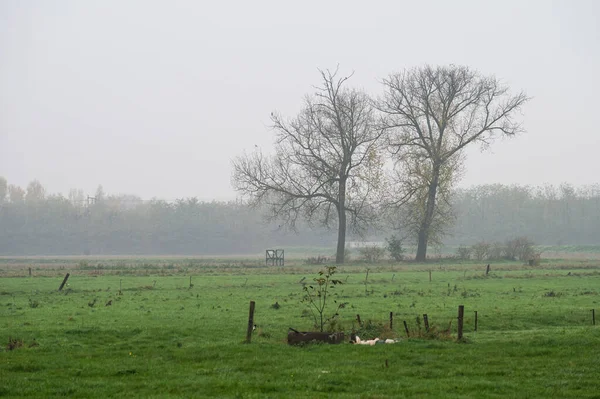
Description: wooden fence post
593,309,596,326
403,320,410,338
474,311,478,332
389,312,393,330
28,267,32,277
457,305,464,340
58,273,70,291
486,264,490,275
423,314,429,332
429,270,432,282
356,314,362,326
245,301,256,343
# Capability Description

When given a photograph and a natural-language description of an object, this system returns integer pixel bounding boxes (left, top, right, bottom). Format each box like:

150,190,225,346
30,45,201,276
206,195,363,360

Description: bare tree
232,69,384,263
378,65,529,261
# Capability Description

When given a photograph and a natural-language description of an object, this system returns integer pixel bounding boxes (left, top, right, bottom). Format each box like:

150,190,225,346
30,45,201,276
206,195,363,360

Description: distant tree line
450,183,600,246
0,177,335,256
1,177,599,256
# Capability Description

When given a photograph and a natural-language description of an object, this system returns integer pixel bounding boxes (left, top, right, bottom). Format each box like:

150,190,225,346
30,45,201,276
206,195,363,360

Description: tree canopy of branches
378,65,529,261
232,69,384,263
0,177,336,256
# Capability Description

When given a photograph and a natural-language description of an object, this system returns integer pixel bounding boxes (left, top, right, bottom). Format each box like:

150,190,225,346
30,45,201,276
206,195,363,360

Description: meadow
1,254,599,398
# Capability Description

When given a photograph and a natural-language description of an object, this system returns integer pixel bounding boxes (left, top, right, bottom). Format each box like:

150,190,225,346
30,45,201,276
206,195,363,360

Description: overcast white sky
1,0,598,201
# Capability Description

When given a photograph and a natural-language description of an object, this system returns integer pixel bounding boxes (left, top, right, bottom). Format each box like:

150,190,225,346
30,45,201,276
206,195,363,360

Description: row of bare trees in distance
1,177,599,256
232,65,530,263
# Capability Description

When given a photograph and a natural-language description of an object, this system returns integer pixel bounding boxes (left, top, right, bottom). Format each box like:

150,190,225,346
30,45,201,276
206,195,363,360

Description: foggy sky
1,0,599,201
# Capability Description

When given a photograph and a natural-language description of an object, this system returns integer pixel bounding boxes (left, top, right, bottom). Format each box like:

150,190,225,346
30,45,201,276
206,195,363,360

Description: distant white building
347,241,385,248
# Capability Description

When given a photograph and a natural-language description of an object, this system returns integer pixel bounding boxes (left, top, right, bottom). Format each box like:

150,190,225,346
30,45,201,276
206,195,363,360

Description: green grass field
1,255,599,398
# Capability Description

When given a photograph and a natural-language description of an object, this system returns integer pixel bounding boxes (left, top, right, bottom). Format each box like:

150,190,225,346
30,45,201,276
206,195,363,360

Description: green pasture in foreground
1,258,600,398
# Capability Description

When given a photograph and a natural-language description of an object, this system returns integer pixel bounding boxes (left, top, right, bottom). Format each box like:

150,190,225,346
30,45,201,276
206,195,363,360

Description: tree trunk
335,179,347,264
415,165,440,262
415,229,428,262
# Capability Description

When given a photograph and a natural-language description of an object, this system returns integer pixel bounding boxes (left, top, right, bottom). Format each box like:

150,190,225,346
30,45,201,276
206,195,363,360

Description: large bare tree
378,65,529,261
232,69,384,263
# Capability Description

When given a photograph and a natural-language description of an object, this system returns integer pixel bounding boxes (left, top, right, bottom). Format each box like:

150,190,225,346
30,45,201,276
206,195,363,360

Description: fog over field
1,1,599,257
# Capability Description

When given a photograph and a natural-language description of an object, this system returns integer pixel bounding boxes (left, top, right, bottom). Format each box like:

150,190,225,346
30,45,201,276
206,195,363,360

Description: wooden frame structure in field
265,249,284,266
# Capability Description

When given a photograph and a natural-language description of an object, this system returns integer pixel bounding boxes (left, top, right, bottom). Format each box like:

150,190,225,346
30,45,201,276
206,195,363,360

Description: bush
456,245,471,260
305,256,328,265
359,245,386,263
353,319,395,340
504,237,536,261
529,253,541,266
386,235,405,261
471,241,491,261
488,242,505,260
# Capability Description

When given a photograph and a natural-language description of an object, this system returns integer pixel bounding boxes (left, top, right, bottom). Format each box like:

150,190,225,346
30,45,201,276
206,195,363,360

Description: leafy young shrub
359,245,386,263
301,266,345,332
471,241,491,261
386,235,405,261
456,245,472,260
